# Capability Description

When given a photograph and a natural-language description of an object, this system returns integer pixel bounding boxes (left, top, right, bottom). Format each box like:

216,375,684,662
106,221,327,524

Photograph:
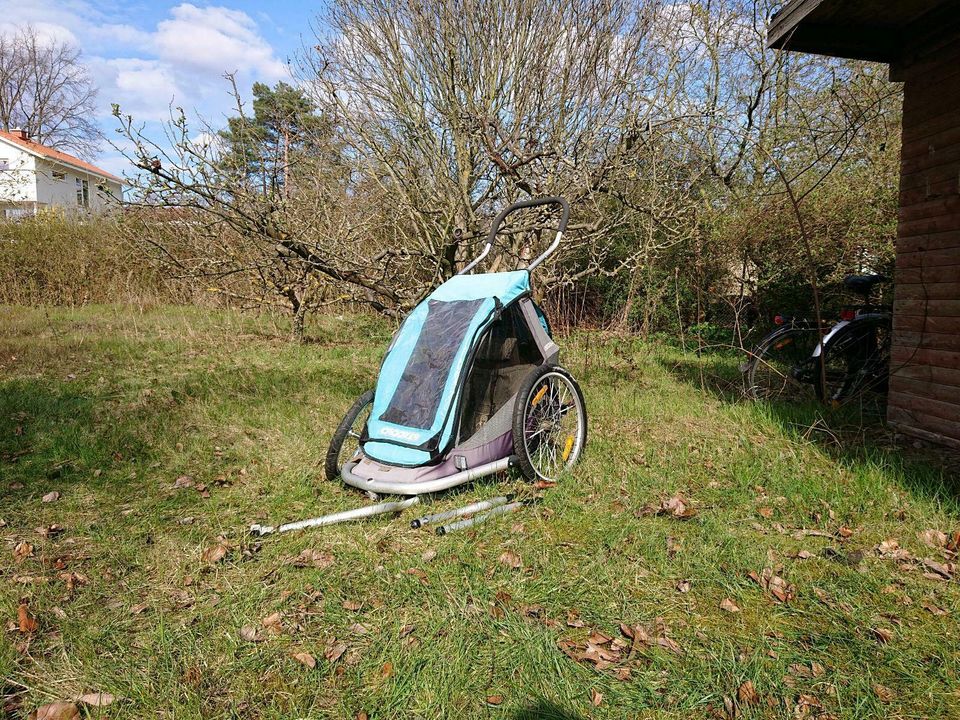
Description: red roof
0,131,122,183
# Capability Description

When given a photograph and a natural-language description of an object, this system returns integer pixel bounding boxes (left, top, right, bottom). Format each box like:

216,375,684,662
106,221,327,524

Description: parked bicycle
742,274,892,403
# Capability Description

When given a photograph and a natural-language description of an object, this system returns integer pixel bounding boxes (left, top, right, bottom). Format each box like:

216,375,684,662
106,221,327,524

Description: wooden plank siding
889,40,960,449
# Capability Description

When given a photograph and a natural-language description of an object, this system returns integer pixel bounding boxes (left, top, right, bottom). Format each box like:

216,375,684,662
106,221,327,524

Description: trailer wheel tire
324,389,374,481
512,364,587,481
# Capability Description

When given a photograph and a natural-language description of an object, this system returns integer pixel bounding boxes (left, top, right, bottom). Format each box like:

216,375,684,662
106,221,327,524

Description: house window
0,159,9,171
52,170,66,181
76,178,89,207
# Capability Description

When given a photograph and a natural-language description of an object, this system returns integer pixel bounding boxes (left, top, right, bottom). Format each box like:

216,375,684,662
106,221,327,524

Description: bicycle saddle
843,274,888,297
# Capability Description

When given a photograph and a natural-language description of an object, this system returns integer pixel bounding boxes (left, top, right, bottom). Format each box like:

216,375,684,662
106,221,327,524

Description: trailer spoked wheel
324,390,374,481
513,365,587,482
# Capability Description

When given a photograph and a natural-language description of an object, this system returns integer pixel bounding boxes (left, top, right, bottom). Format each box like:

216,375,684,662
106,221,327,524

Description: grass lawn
1,304,958,719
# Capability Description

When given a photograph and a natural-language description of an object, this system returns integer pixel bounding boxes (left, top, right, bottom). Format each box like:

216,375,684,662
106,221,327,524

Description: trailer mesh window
379,298,484,430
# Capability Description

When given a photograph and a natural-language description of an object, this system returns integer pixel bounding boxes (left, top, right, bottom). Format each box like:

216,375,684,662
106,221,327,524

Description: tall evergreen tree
218,81,328,196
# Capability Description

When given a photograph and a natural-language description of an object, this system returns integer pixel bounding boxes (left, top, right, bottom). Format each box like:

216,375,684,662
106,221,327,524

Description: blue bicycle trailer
252,198,588,535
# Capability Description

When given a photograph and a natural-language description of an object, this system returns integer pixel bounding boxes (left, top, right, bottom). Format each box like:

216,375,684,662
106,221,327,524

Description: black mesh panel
380,298,485,430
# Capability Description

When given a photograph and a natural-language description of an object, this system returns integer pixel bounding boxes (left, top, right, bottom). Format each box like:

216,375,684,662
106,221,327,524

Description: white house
0,129,123,218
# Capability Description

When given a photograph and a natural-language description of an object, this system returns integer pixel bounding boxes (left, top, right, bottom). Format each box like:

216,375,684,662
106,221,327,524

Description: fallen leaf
31,702,79,720
17,603,38,633
405,567,429,584
719,598,741,613
789,550,813,560
872,627,893,644
130,603,149,615
486,695,503,706
758,507,774,518
676,580,691,593
381,661,393,678
342,600,362,611
533,480,557,489
922,601,948,616
837,526,853,539
919,529,947,549
614,667,632,681
291,549,334,569
421,548,437,562
76,693,114,707
14,542,33,563
920,558,954,580
349,623,368,635
325,640,347,663
291,651,316,669
261,612,283,634
201,542,229,564
737,680,760,706
873,684,895,702
591,689,603,707
239,625,260,642
499,551,522,569
657,636,682,654
41,491,60,503
173,476,193,489
662,494,697,519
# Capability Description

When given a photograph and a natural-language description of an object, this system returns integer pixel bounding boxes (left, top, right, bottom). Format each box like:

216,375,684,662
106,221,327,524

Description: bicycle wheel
512,365,587,481
815,317,891,404
743,327,820,400
324,390,374,481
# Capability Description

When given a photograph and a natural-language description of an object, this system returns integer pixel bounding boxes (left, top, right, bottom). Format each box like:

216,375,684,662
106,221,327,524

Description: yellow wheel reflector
531,385,547,407
562,435,574,461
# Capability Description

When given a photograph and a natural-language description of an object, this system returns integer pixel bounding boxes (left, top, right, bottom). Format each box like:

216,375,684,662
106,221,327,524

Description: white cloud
0,1,290,164
91,57,182,121
154,4,288,81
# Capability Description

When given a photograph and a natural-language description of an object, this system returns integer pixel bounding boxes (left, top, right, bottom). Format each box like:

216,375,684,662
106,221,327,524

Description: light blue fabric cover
364,270,530,466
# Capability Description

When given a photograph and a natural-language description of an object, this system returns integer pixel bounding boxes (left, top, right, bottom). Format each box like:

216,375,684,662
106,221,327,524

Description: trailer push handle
458,196,570,275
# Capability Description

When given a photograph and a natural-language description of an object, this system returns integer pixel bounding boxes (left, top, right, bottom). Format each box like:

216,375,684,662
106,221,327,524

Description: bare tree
301,0,699,290
113,78,399,343
0,25,100,158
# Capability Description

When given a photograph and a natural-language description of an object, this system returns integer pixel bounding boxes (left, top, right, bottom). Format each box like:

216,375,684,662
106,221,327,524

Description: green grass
1,305,958,719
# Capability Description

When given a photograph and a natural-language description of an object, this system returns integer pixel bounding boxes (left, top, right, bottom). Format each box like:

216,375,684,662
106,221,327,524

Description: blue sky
0,0,324,178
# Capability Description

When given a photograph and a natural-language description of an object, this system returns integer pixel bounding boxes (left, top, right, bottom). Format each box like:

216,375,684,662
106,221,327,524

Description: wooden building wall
888,41,960,448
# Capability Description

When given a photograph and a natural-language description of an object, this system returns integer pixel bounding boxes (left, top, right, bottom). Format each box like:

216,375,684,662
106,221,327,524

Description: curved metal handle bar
458,196,570,275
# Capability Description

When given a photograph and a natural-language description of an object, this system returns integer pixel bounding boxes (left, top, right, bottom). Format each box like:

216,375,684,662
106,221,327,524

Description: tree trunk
287,286,310,344
291,301,307,344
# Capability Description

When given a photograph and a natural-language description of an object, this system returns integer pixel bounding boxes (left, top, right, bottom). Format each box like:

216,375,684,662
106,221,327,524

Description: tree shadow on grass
512,700,586,720
0,359,375,500
656,353,960,507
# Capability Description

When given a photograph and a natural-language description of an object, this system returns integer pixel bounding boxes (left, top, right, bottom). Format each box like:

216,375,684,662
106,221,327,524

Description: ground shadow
512,700,586,720
0,354,374,501
656,353,960,507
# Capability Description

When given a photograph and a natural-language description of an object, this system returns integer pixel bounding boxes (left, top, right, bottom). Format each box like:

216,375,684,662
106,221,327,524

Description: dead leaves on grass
30,693,114,720
719,598,741,613
874,536,956,582
14,542,34,563
17,602,38,633
737,680,760,707
748,568,795,604
201,538,231,565
498,551,522,569
290,548,334,569
558,616,682,678
30,703,79,720
291,651,316,669
324,639,348,663
637,494,697,520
